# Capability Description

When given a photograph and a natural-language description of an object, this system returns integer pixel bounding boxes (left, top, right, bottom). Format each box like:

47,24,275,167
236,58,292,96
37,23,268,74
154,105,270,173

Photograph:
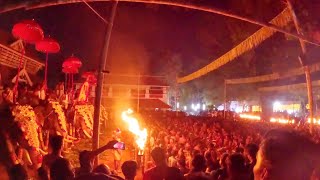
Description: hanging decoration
12,19,44,103
178,8,292,83
36,37,60,92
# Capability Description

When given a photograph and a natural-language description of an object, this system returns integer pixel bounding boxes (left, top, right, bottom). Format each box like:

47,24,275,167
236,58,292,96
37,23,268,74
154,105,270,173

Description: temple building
76,74,171,111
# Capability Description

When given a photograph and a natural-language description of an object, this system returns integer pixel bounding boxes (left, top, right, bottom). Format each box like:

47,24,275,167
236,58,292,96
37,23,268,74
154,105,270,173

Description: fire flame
121,109,147,150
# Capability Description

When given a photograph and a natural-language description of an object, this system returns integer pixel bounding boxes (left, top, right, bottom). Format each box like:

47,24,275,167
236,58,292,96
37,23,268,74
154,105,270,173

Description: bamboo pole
224,80,227,119
137,73,140,113
92,0,118,166
2,0,319,46
286,0,314,133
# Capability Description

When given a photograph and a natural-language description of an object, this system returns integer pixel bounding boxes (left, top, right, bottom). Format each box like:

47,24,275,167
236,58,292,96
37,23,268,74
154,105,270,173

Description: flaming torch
121,109,147,172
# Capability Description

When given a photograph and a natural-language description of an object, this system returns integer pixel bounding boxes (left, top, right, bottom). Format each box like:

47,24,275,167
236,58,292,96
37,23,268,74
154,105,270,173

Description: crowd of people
7,134,139,180
143,115,320,180
4,111,320,180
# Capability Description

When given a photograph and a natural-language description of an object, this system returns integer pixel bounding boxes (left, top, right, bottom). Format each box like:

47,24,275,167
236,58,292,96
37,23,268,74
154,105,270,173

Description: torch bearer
121,109,148,173
137,149,145,174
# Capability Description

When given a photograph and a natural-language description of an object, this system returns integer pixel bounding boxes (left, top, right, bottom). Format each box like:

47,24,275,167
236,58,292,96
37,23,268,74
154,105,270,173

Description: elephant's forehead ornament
49,101,67,133
12,105,40,149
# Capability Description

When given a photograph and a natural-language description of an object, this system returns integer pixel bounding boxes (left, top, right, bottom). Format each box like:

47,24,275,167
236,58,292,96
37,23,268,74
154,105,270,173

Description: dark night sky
0,1,283,78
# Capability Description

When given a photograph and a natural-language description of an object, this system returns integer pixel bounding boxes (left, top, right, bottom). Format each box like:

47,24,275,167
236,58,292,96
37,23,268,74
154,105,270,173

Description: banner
178,8,292,83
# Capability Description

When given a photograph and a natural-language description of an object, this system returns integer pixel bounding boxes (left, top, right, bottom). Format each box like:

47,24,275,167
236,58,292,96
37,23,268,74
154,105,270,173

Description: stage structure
0,31,44,87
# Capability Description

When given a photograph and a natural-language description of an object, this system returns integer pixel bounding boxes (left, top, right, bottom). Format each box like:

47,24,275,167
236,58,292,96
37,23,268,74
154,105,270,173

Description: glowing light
121,109,147,150
184,106,187,111
307,118,320,125
191,104,195,111
239,114,261,120
270,117,295,124
273,101,281,111
235,107,243,113
202,104,206,111
177,102,180,109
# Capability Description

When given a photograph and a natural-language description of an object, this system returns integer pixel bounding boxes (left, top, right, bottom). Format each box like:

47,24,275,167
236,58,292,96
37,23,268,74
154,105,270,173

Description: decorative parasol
12,20,44,44
12,19,44,103
62,55,82,91
36,37,60,90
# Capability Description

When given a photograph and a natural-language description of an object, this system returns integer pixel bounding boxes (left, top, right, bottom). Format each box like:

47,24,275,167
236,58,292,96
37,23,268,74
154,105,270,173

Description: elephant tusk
66,135,78,140
83,129,92,139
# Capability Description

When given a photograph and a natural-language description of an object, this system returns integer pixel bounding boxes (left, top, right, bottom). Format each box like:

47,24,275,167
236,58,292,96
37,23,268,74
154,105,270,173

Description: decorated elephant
4,105,45,169
67,103,108,139
34,100,77,148
72,104,94,138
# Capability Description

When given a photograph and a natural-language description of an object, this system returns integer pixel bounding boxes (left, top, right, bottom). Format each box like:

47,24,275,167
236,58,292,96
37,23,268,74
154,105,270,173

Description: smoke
107,31,150,75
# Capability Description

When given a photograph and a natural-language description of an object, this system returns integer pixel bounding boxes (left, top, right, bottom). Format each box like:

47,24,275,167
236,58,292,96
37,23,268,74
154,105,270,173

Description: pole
287,0,314,133
175,85,178,117
224,80,227,119
137,73,140,113
92,0,118,166
44,53,48,90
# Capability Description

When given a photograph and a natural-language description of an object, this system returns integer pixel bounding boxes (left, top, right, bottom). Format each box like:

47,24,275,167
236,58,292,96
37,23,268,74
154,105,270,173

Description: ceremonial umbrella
36,37,60,90
12,19,44,102
62,55,82,90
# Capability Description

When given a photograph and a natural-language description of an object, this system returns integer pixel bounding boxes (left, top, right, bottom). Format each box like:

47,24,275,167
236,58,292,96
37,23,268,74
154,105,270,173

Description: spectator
227,153,249,180
75,140,122,180
38,166,49,180
76,150,94,176
185,154,210,180
177,157,189,175
244,143,258,180
212,153,229,180
9,164,28,180
168,150,178,167
93,164,112,175
121,160,138,180
42,135,64,170
143,147,183,180
50,158,74,180
254,129,320,180
204,150,220,173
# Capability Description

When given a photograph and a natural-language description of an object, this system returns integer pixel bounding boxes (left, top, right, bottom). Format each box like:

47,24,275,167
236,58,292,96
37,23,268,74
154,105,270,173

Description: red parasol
82,71,97,84
82,71,95,79
12,20,44,44
63,56,82,69
36,37,60,53
12,19,44,103
36,37,60,90
62,56,82,91
62,67,79,74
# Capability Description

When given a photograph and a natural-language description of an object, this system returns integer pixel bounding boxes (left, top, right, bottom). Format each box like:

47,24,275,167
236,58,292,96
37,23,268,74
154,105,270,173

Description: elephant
34,100,78,149
68,104,108,139
4,105,45,169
